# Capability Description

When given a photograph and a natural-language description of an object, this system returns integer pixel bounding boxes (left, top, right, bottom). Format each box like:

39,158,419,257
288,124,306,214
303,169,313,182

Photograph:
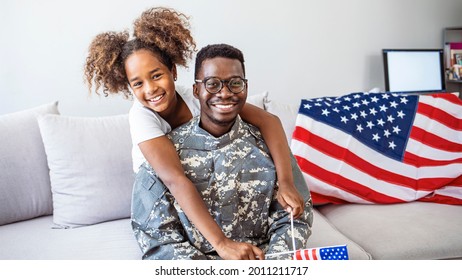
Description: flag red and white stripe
291,92,462,205
295,248,321,260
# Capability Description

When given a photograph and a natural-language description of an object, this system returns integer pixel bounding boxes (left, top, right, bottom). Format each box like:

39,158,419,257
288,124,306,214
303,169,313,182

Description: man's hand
214,238,265,260
277,181,305,219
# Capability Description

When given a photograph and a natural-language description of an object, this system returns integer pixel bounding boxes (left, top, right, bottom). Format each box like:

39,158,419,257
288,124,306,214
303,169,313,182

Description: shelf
443,27,462,92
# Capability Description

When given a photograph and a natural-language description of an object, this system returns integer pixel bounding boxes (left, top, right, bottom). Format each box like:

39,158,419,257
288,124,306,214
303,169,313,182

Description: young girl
84,7,304,260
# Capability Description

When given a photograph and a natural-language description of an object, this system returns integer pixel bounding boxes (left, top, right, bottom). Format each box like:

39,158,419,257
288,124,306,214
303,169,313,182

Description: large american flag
291,92,462,205
294,245,349,260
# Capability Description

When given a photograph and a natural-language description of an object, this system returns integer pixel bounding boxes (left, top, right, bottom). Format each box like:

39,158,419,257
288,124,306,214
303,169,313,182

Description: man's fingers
253,247,265,260
247,249,256,260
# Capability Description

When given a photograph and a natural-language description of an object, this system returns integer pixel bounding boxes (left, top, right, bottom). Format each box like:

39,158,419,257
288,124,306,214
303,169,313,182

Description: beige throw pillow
38,114,134,228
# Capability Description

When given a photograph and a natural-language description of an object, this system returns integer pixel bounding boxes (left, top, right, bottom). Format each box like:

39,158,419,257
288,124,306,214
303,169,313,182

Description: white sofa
1,92,461,260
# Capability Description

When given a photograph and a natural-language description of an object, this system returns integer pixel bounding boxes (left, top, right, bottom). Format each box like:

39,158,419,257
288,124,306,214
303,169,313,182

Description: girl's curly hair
84,7,196,98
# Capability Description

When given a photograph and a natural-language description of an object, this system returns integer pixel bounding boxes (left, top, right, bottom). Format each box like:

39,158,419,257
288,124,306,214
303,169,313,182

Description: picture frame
454,53,462,65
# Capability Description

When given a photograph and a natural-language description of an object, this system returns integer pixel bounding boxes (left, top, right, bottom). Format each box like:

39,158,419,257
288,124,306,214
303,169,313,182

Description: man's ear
193,84,199,98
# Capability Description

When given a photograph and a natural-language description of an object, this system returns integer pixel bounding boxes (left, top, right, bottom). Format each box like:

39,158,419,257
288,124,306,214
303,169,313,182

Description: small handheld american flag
294,245,349,260
265,244,350,260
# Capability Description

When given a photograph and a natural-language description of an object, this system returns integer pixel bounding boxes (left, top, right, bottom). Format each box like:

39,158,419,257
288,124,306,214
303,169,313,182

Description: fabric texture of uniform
131,115,313,260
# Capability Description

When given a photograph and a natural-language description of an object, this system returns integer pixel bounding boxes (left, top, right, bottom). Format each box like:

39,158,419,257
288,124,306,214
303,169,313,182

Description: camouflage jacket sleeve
265,155,314,260
131,163,207,260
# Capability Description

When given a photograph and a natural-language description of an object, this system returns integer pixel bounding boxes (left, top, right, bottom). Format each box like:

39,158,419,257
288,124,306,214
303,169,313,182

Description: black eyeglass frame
195,76,248,94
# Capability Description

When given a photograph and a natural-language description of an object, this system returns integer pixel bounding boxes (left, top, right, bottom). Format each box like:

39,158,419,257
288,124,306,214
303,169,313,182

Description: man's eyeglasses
195,77,247,94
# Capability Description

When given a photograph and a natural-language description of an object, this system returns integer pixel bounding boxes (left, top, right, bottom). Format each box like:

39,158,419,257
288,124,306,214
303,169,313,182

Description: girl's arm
240,102,305,218
139,136,265,260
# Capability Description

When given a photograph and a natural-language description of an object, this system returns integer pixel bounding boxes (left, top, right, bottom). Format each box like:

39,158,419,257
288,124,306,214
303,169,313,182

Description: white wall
1,0,461,116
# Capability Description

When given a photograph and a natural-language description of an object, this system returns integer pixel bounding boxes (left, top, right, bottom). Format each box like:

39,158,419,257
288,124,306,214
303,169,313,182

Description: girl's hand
277,181,305,219
215,238,265,260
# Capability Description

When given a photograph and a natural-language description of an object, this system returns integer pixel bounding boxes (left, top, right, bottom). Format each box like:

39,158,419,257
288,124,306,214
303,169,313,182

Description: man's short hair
194,44,245,79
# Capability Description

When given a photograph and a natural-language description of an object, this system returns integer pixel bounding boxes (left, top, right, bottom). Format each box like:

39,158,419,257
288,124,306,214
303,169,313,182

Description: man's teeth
215,104,233,109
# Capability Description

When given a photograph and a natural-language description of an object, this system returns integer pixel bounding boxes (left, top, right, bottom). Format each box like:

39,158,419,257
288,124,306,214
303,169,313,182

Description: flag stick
290,209,297,259
265,250,298,257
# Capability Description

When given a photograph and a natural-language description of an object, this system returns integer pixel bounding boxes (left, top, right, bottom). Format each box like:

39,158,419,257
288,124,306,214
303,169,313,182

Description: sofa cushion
264,98,299,143
307,209,371,260
0,215,141,259
246,91,268,109
0,102,58,225
38,114,134,228
318,202,462,259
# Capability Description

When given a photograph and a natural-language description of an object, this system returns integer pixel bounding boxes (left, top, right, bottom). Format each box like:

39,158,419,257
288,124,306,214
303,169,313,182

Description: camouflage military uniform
131,116,313,260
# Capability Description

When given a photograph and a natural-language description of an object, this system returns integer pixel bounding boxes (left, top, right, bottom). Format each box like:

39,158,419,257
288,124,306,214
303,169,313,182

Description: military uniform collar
174,115,245,150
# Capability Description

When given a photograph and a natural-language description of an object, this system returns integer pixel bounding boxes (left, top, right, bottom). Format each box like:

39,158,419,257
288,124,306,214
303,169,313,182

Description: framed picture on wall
454,53,462,65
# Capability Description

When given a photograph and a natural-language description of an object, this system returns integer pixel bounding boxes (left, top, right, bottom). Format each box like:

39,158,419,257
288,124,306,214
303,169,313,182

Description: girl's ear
171,65,178,81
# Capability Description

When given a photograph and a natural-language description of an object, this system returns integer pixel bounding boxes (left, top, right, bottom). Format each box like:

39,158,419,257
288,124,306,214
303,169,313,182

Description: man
131,43,313,260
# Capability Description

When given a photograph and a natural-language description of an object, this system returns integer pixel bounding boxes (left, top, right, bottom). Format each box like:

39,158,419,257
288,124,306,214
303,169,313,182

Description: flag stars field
298,92,417,161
